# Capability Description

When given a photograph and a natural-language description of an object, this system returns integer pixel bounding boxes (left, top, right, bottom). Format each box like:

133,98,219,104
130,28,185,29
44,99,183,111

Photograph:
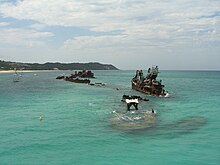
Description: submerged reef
110,110,156,131
110,112,206,136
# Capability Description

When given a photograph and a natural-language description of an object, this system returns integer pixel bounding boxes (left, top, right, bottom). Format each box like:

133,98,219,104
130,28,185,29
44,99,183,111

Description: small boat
13,69,21,82
13,74,20,82
131,66,166,96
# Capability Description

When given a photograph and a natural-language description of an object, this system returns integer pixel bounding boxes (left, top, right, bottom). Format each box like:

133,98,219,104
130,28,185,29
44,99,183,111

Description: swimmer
40,115,43,121
151,109,157,114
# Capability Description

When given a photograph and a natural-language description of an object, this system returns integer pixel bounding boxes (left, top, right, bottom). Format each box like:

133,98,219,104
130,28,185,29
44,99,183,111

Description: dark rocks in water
89,82,106,87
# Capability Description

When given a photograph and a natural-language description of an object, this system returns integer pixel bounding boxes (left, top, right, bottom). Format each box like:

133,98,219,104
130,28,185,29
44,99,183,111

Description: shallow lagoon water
0,70,219,165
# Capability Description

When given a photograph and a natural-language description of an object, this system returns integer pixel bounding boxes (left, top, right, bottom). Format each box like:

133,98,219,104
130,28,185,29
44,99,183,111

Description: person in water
40,115,43,121
152,109,155,114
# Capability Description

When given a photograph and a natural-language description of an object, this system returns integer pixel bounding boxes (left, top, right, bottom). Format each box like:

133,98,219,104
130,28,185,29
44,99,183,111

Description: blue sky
0,0,219,70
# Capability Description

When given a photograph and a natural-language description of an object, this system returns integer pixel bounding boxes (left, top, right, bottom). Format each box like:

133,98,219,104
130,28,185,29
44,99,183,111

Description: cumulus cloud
0,22,10,27
0,0,219,69
0,27,54,47
0,0,219,44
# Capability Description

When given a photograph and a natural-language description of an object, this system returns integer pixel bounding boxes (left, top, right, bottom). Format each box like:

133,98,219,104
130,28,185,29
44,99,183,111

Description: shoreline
0,70,55,73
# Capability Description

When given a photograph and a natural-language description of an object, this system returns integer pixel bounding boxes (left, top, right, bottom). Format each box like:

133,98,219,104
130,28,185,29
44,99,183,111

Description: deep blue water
0,70,219,165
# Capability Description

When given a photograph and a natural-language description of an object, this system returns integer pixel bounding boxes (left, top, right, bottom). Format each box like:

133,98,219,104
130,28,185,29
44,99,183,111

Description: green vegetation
0,60,119,70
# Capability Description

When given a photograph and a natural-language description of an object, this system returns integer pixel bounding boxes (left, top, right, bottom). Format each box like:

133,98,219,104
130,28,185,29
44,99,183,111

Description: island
0,60,119,71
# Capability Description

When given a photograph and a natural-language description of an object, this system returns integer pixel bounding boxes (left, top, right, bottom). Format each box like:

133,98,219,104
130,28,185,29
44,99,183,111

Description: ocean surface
0,70,219,165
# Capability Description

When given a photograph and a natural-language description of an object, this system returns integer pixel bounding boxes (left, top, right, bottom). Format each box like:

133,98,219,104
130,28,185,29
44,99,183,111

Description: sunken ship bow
131,66,166,96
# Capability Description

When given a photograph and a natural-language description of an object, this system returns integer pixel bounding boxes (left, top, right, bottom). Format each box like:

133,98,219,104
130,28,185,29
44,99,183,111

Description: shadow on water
109,115,207,138
156,116,207,138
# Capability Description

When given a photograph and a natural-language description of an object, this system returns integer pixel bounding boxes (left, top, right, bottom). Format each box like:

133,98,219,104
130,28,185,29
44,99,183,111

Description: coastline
0,70,54,73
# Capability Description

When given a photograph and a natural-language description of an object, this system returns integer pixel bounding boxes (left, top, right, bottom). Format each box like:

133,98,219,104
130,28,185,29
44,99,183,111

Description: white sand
0,70,54,73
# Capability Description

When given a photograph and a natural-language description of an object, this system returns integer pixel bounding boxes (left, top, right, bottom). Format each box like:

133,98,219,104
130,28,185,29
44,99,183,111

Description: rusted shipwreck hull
131,66,166,97
65,77,90,84
131,79,165,96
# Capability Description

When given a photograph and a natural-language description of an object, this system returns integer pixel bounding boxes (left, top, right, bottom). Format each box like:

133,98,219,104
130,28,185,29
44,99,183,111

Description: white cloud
63,35,128,50
0,27,54,47
0,0,219,44
29,23,47,30
0,0,219,69
0,22,10,27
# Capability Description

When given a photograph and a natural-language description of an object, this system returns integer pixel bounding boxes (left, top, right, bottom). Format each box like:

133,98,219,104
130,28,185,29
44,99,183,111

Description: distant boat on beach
13,69,21,82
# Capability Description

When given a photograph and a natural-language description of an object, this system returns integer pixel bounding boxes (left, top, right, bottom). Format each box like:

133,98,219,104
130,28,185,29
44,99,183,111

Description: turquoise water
0,70,219,165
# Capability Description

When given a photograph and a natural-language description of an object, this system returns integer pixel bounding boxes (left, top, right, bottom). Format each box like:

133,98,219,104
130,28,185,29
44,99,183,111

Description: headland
0,60,119,71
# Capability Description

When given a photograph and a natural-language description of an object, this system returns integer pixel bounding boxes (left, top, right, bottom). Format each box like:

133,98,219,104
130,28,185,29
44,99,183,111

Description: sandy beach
0,70,53,73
